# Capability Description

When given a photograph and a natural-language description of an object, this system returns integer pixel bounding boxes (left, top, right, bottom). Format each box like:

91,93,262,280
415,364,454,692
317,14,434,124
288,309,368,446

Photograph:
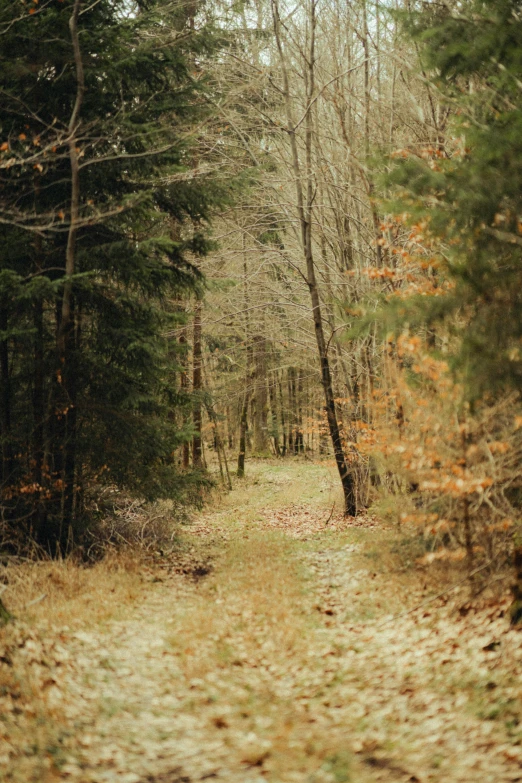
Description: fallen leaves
258,503,379,538
1,460,521,783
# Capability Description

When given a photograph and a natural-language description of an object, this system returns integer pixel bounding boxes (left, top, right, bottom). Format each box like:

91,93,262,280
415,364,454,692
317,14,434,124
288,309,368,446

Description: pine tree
384,0,522,397
0,0,228,552
378,0,522,611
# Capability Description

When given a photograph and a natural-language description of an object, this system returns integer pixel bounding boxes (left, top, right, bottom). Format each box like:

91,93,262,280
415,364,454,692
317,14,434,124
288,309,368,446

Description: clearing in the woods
1,459,522,783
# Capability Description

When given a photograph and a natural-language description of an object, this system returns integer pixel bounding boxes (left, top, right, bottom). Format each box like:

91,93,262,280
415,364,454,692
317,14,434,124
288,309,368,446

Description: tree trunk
287,367,295,454
271,0,356,514
362,0,383,267
32,295,46,538
179,326,190,469
510,546,522,626
45,297,68,554
278,374,287,456
238,228,253,473
253,334,269,453
192,298,203,468
268,373,281,456
62,300,78,542
58,0,84,356
45,0,85,555
226,405,234,449
296,369,304,453
237,392,248,478
0,307,13,487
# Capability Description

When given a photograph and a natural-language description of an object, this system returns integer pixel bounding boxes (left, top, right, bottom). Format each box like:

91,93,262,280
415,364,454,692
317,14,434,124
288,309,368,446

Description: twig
371,561,493,630
25,593,47,609
324,503,336,526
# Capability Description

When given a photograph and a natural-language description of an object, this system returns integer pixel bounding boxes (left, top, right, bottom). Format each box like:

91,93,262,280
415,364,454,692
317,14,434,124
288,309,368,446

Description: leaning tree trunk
271,0,356,515
237,229,252,476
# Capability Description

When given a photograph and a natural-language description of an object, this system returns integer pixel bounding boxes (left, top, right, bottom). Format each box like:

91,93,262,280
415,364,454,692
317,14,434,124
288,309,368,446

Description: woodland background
1,0,522,608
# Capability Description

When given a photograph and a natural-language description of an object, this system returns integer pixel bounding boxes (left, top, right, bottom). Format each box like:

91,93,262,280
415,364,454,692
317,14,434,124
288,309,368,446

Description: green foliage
384,0,522,397
0,0,228,552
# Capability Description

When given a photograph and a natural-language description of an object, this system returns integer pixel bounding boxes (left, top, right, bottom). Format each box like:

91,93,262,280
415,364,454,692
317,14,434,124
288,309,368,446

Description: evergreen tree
384,0,522,397
0,0,227,552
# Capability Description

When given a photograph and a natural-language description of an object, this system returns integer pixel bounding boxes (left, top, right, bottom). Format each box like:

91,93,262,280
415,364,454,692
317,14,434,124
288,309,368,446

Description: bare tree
270,0,357,514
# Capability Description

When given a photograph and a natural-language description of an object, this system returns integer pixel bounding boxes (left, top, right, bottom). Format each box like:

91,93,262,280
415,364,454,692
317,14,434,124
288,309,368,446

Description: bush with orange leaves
366,333,522,587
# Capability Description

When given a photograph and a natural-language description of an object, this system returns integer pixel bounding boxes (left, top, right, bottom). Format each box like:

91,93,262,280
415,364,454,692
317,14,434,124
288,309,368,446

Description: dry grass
167,530,309,676
1,552,145,630
349,519,513,616
223,456,343,514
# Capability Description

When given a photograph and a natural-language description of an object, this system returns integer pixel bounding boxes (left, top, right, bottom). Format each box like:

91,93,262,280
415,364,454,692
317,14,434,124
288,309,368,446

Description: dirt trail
2,460,522,783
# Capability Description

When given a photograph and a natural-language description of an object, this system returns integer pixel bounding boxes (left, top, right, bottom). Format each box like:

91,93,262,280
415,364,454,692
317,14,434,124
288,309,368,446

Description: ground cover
0,459,521,782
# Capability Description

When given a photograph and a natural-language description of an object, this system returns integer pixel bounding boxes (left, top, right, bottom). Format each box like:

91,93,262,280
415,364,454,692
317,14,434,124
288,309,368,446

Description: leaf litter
0,459,521,783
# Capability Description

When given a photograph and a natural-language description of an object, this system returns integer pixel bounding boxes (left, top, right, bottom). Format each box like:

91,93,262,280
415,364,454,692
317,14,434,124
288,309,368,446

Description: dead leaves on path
307,543,522,782
1,459,522,783
0,620,83,775
257,503,379,538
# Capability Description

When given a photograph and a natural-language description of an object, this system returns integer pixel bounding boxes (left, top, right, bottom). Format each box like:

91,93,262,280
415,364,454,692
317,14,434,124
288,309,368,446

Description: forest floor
1,459,522,783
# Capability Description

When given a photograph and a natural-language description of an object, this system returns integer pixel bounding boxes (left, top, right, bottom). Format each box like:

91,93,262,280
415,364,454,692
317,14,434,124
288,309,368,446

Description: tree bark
268,373,281,456
226,405,234,449
278,374,287,456
510,546,522,626
47,0,85,553
237,392,248,478
253,334,269,453
192,298,203,468
296,369,304,453
287,367,295,454
58,0,84,356
0,307,13,487
361,0,383,267
179,326,190,469
32,294,46,537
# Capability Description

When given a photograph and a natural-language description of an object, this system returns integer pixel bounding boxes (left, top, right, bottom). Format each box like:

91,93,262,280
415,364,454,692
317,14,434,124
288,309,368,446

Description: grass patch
0,551,145,630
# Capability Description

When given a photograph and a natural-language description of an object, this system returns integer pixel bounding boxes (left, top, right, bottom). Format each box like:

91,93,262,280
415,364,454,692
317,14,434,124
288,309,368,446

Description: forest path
4,459,522,783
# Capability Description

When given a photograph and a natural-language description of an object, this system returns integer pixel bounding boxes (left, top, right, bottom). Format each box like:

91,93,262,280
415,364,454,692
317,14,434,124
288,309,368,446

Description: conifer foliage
0,0,222,552
386,0,522,396
367,0,522,592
